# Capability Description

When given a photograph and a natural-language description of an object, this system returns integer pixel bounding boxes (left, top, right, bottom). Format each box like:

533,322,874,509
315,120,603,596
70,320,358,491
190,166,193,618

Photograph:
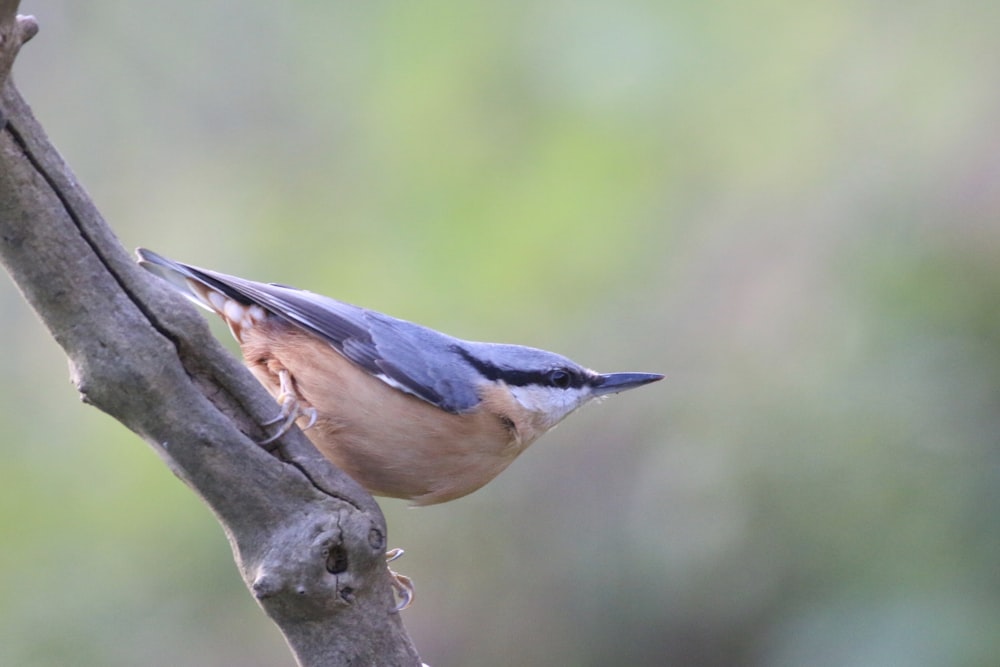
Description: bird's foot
260,369,318,445
387,548,414,612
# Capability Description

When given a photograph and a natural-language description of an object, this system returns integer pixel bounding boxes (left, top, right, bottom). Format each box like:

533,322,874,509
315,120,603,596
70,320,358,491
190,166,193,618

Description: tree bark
0,5,422,665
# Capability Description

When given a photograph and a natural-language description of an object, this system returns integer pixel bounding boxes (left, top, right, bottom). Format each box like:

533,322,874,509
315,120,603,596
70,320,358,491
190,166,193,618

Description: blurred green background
2,1,999,665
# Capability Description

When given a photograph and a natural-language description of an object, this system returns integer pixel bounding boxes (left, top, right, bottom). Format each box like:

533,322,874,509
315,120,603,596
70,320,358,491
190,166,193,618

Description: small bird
137,249,662,507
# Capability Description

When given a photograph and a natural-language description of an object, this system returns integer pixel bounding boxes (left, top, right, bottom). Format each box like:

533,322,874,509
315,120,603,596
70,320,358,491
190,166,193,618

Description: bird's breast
239,319,538,505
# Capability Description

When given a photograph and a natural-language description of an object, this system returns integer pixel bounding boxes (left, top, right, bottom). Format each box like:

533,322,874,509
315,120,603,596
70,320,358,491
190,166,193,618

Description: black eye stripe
455,348,586,389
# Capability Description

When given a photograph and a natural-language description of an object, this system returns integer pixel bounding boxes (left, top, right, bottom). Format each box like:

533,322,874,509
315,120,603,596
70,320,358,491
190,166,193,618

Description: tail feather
136,248,252,314
136,248,273,341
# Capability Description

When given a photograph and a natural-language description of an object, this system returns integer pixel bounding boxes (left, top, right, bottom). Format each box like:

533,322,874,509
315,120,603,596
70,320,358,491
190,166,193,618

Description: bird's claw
386,548,414,612
259,369,318,445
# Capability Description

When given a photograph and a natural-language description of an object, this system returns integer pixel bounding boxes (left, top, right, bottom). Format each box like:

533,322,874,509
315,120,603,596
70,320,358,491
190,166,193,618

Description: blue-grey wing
161,259,481,413
261,290,482,413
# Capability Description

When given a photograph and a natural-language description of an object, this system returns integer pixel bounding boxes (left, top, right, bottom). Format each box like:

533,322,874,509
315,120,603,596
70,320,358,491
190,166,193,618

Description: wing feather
158,257,480,413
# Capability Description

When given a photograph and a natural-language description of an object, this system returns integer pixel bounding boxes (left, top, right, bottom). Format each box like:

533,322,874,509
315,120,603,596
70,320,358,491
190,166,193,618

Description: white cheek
509,385,589,428
508,385,549,412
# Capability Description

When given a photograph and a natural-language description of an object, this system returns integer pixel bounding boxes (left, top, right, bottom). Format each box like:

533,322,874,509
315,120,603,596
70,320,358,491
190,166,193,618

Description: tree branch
0,6,421,666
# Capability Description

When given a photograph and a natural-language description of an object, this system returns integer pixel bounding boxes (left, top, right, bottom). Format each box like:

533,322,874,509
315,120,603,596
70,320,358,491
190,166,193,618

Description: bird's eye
549,369,572,388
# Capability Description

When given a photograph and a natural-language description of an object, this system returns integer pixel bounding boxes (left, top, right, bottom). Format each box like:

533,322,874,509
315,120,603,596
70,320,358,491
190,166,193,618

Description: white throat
508,384,591,431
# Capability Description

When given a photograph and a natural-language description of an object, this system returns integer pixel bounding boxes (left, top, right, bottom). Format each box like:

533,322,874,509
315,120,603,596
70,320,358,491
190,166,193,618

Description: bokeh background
2,1,999,665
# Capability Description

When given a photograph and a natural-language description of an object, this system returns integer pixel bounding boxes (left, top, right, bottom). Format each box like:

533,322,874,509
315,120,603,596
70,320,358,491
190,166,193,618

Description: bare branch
0,5,421,665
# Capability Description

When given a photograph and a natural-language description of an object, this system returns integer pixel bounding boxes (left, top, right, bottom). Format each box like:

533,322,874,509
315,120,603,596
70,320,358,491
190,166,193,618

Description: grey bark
0,4,422,665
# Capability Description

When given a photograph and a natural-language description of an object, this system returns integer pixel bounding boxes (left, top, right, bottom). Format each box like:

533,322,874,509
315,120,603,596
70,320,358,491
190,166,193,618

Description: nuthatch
137,249,662,506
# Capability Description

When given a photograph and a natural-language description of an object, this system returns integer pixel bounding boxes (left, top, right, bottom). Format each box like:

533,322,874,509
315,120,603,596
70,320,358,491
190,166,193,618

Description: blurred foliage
2,1,999,665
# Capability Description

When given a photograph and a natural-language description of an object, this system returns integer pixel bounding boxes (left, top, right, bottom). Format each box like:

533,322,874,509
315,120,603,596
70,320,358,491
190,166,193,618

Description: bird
137,248,662,507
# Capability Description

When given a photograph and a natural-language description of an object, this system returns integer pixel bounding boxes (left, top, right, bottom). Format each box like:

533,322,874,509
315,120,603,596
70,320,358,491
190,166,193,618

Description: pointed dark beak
591,372,664,397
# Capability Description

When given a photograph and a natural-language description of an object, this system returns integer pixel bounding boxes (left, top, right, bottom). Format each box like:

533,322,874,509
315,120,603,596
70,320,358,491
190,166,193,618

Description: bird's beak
591,372,664,397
